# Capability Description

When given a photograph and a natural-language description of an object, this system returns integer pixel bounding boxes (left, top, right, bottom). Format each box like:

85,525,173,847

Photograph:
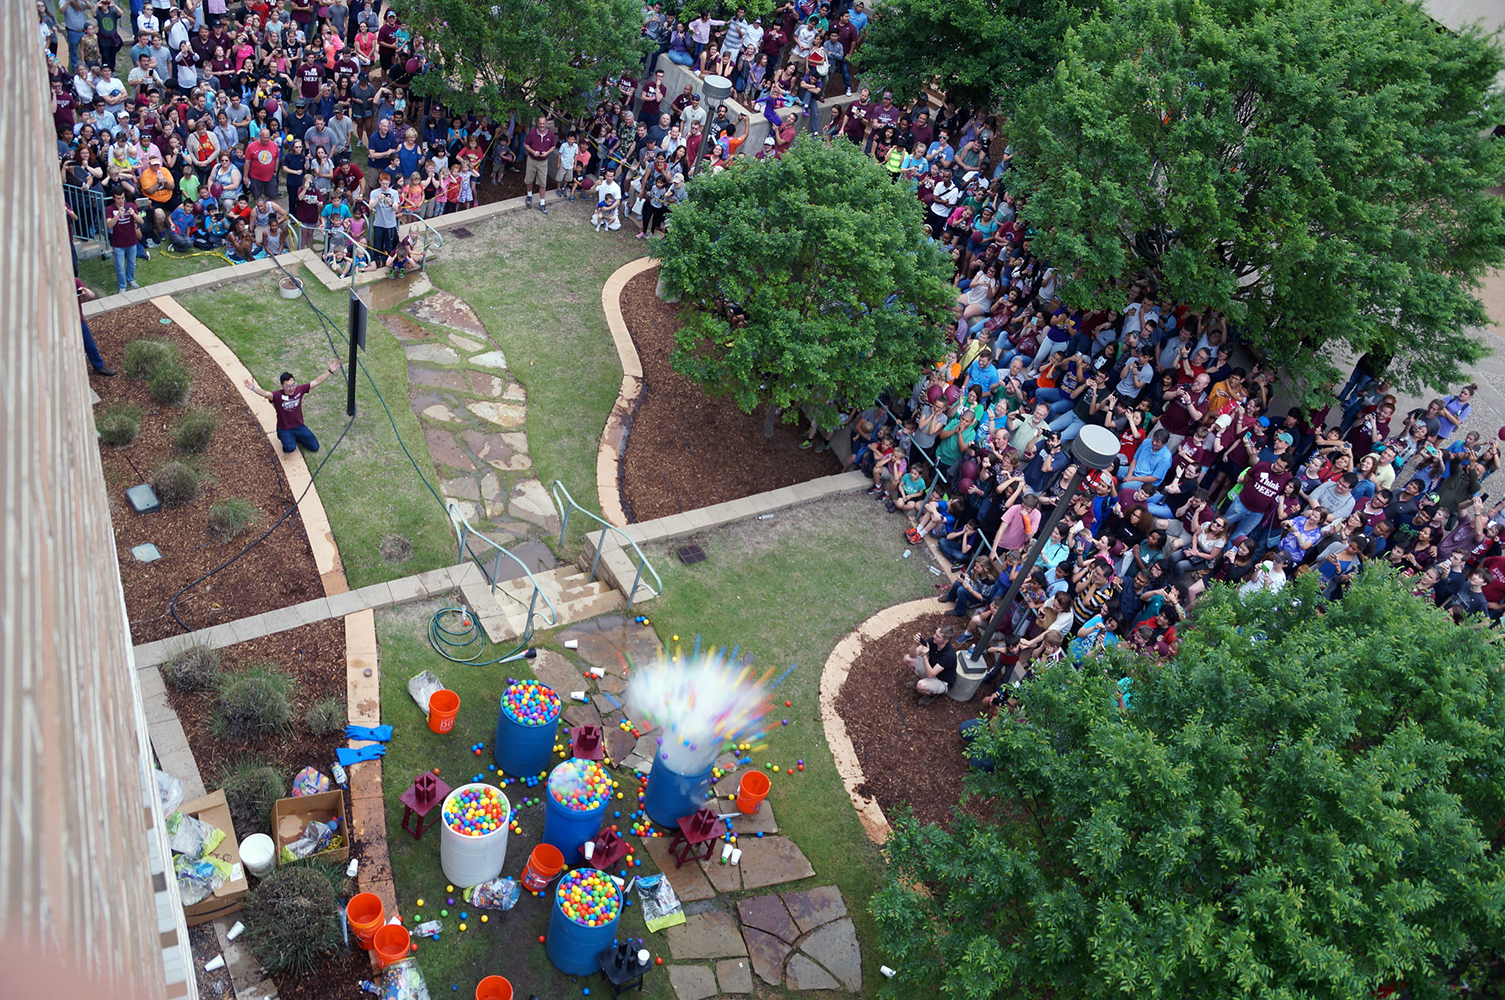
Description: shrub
148,361,193,406
95,402,143,446
304,696,344,736
152,461,200,507
122,339,177,379
215,663,294,742
216,758,284,837
161,644,220,691
172,407,217,452
207,498,259,542
242,863,343,973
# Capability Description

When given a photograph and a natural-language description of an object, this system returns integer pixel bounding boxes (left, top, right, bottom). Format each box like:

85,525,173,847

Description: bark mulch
834,608,990,829
89,301,325,644
617,270,843,521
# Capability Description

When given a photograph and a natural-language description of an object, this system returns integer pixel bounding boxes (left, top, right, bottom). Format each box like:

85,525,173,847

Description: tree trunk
763,404,781,438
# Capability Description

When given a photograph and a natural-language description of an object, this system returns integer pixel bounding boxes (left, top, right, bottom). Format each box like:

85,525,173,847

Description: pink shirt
995,505,1040,551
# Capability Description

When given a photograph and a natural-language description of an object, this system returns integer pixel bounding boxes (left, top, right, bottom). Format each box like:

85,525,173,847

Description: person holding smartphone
107,190,143,293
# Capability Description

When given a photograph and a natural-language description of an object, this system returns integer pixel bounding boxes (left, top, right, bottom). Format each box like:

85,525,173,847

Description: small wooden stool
399,773,452,840
668,807,725,868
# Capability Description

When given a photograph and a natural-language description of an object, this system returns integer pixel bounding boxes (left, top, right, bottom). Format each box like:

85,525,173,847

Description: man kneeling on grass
903,624,958,703
245,360,341,454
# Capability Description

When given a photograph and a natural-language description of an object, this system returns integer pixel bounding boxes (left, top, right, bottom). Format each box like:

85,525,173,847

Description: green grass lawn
423,206,646,516
177,273,456,587
78,244,231,297
376,493,935,996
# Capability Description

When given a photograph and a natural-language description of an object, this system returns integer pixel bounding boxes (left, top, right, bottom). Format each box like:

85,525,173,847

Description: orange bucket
429,689,461,733
346,893,385,949
737,771,771,814
476,976,514,1000
521,843,565,892
373,923,411,968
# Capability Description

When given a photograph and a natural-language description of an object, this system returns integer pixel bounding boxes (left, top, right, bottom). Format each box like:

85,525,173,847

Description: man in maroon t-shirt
522,115,557,213
245,361,341,454
1224,455,1290,545
1155,372,1209,448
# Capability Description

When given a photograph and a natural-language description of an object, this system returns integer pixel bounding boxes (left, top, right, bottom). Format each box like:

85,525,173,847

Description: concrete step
466,563,626,643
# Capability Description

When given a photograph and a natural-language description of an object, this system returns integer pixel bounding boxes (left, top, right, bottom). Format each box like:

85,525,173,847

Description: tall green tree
861,0,1505,392
655,136,955,432
398,0,647,120
874,569,1505,1000
859,0,1099,112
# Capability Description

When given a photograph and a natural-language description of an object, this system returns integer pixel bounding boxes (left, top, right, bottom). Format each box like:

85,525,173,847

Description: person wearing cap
679,92,707,132
744,15,765,52
376,9,401,75
756,133,778,160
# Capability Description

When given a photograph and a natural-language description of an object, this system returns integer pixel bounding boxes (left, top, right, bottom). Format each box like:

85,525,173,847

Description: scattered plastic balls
556,869,622,927
443,786,509,837
501,680,562,726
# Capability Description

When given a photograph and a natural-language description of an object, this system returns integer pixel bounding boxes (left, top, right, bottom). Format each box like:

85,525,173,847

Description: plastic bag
165,811,226,861
381,956,431,1000
156,769,184,817
465,876,519,911
174,854,232,905
635,874,685,932
408,671,444,716
278,818,343,863
292,766,332,797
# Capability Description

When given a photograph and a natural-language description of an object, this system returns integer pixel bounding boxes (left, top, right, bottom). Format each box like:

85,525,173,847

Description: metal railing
63,182,107,244
550,481,663,612
447,501,559,638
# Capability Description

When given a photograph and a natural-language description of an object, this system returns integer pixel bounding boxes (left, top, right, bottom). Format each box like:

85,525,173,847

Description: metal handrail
447,501,560,634
398,209,446,255
550,481,663,612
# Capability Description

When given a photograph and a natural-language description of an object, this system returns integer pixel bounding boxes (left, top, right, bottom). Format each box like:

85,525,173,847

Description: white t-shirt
596,179,622,204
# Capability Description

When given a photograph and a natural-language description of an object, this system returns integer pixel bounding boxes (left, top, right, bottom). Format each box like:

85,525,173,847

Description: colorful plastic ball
459,923,467,931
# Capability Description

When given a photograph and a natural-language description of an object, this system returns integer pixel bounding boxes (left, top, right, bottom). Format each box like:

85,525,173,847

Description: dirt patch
834,608,984,829
89,302,324,643
164,618,348,785
379,532,413,565
617,269,843,521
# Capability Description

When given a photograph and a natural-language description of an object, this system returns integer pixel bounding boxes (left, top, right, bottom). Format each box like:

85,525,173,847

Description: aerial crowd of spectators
47,0,1500,703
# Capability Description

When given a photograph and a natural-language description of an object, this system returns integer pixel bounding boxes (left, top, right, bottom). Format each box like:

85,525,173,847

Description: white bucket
439,784,510,888
240,833,276,878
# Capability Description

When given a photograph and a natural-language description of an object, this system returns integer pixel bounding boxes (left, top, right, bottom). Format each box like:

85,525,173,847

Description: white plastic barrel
439,783,511,888
240,833,276,878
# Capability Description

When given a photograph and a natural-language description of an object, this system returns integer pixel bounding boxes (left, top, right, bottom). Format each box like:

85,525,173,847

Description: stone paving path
379,289,562,555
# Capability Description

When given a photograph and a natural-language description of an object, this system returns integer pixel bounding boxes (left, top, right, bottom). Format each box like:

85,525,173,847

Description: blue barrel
494,680,562,778
643,758,716,827
541,759,609,861
546,872,622,975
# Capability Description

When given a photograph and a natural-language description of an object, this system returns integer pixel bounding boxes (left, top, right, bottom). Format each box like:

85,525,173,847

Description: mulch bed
834,608,989,829
164,618,349,787
617,269,842,521
161,616,361,1000
89,302,325,644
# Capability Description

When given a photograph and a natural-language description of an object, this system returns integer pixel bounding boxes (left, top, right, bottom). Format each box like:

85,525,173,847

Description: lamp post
698,74,733,177
963,424,1121,669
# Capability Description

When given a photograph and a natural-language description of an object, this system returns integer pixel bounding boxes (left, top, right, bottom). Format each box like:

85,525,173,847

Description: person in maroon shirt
522,115,557,213
244,361,341,454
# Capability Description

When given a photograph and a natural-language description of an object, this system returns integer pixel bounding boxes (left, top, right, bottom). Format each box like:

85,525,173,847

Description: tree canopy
861,0,1505,393
874,569,1505,1000
399,0,648,120
655,136,956,431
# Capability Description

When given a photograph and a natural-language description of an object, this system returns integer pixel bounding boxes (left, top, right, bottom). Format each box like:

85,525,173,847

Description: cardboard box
271,790,350,867
178,789,249,927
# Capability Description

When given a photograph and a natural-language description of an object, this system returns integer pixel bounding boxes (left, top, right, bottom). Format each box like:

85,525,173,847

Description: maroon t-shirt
1238,462,1291,515
525,127,556,161
272,383,311,430
299,61,323,98
109,204,139,248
